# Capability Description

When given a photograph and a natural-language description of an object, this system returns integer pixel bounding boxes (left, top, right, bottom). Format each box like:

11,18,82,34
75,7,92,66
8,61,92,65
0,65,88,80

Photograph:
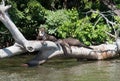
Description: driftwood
0,0,120,65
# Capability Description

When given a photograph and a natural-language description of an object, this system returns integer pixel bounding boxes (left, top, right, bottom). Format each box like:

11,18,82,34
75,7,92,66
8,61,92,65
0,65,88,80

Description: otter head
38,27,46,37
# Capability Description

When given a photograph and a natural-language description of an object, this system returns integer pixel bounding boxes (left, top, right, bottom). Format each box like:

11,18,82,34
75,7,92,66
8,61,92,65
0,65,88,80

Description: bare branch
104,31,116,38
0,0,11,21
96,11,115,25
86,10,116,25
0,0,5,6
86,10,118,39
93,16,102,27
0,30,9,34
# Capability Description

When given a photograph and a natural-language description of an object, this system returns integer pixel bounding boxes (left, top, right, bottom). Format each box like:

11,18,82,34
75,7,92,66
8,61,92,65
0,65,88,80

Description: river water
0,54,120,81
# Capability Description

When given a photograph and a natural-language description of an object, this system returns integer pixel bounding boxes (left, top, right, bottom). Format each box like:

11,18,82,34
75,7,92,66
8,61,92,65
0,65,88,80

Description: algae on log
0,0,120,65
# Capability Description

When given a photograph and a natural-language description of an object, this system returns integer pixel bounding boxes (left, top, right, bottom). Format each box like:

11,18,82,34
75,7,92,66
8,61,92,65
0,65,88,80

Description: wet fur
57,38,93,49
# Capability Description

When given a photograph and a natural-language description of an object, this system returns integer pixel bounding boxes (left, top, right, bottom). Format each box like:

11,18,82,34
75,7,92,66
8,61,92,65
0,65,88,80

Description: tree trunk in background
100,0,120,16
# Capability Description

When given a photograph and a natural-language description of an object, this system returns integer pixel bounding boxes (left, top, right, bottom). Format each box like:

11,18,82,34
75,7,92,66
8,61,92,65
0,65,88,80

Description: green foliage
115,0,120,9
7,0,46,39
44,9,69,35
37,0,54,9
21,0,45,39
26,0,45,22
56,9,79,38
0,0,120,47
57,13,111,45
0,0,46,47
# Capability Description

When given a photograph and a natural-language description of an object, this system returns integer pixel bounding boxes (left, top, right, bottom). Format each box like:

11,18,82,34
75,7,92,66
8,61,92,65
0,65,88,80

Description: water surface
0,54,120,81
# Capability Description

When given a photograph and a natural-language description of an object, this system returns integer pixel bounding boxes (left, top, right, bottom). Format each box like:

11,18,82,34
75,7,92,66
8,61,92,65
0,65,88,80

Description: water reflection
0,55,120,81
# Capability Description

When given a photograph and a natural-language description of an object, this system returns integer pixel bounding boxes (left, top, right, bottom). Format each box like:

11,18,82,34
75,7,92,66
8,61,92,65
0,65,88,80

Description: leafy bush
43,8,114,45
56,9,79,38
56,9,112,45
44,9,70,35
7,0,46,39
0,0,46,47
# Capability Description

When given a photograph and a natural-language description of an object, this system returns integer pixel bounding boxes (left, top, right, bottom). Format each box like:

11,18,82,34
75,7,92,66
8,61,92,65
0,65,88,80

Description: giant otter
36,27,57,42
57,38,93,49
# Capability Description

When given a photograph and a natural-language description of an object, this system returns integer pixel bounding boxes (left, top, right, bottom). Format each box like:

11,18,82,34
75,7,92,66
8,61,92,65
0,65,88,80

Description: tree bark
100,0,120,16
0,0,120,65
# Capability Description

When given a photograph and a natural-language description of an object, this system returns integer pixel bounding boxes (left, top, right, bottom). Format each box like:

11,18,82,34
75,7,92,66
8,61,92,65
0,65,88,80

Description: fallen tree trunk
0,0,120,65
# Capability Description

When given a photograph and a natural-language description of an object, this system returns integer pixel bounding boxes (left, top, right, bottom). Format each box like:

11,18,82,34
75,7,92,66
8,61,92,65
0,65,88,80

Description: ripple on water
0,55,120,81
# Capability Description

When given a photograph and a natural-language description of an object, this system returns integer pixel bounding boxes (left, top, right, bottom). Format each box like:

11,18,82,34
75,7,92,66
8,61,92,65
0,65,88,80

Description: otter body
57,38,93,49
